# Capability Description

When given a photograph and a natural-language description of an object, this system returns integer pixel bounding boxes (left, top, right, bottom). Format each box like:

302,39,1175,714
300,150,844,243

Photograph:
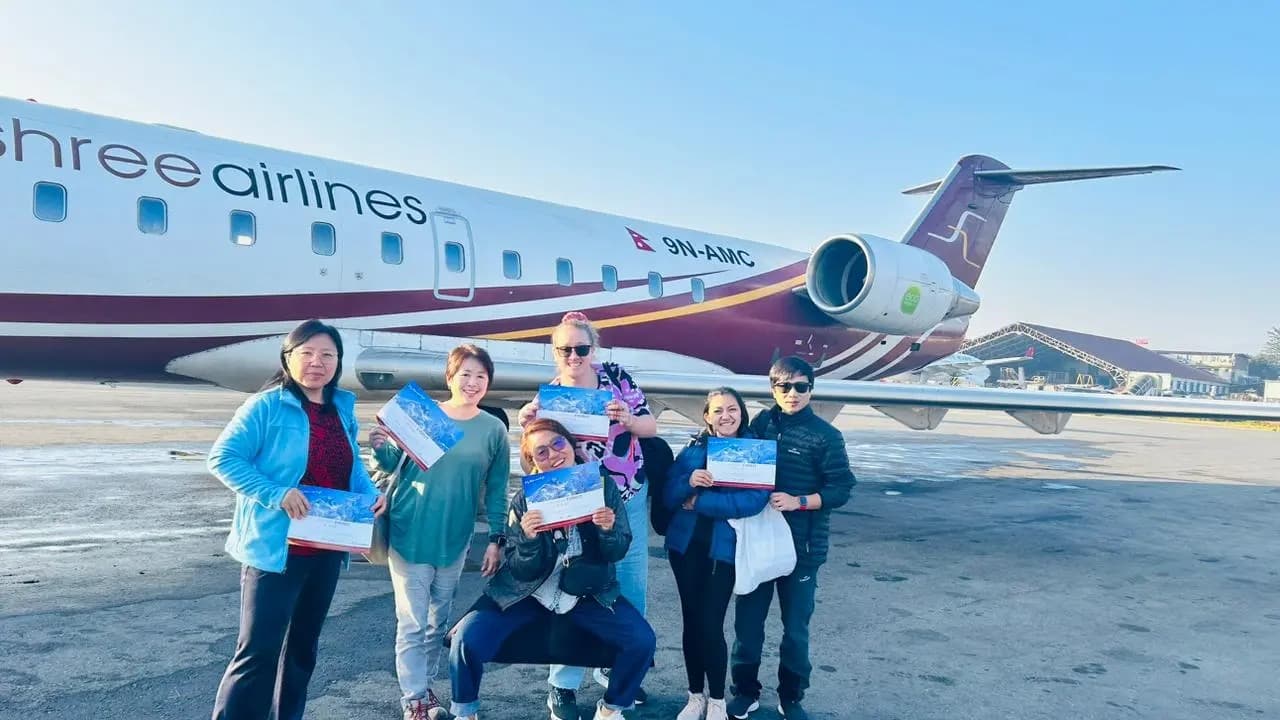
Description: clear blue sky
2,2,1276,352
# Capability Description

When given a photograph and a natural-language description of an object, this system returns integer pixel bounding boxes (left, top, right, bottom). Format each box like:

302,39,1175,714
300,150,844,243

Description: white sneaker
706,698,728,720
677,692,708,720
593,700,621,720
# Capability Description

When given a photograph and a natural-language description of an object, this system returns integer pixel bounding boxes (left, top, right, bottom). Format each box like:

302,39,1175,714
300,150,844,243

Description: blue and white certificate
375,382,465,469
287,486,379,553
522,461,606,530
537,384,612,440
706,438,778,489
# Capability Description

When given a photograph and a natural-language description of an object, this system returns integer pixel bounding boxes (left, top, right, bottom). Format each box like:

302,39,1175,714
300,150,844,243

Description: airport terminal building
961,322,1229,396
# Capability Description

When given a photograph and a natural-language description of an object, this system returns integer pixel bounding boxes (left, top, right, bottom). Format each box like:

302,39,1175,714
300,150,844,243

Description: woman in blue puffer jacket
664,387,770,720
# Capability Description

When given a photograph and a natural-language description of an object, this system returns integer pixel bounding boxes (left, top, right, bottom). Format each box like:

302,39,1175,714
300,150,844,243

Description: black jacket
484,465,632,610
749,405,856,565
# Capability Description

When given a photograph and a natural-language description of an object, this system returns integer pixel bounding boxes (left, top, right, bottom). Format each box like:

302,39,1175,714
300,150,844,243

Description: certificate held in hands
287,486,378,553
375,382,465,470
707,438,778,489
522,461,606,531
537,385,612,440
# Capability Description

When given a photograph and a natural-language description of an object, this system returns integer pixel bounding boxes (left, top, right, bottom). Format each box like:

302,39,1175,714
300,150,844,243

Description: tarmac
1,381,1278,720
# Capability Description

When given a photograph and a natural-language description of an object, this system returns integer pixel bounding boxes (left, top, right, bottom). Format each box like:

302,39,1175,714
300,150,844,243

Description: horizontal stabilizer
901,164,1178,195
973,165,1180,186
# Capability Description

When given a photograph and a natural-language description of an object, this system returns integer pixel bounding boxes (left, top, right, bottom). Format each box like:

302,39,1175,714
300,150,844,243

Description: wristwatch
489,533,506,547
797,495,808,510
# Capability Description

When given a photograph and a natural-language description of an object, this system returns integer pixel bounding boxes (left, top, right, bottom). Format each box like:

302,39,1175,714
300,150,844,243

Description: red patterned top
289,400,353,557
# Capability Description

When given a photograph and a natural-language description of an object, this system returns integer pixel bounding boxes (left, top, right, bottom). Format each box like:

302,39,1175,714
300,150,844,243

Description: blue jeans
450,596,656,717
549,481,649,690
211,552,342,720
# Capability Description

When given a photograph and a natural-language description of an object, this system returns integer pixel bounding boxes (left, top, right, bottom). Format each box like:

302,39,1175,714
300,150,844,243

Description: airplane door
431,211,475,302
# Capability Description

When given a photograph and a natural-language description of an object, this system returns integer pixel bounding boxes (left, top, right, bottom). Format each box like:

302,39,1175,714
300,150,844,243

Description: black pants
730,563,820,703
212,552,342,720
669,544,736,699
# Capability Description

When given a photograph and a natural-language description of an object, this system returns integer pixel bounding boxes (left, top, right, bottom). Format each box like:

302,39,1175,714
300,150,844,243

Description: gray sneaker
726,695,759,719
548,687,580,720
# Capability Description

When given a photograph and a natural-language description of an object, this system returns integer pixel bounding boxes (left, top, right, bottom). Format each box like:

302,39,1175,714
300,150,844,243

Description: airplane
3,95,1279,435
885,348,1035,387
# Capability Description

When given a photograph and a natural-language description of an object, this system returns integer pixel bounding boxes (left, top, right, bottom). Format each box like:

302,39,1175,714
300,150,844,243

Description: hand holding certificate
287,486,379,553
375,382,464,470
522,460,607,531
537,385,612,440
706,438,778,489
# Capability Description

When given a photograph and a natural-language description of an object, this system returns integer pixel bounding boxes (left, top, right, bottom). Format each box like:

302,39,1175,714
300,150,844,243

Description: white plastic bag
728,505,797,595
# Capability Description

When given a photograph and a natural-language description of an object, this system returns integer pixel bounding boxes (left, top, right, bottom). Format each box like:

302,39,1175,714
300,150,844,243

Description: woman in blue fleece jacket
664,387,770,720
207,320,384,720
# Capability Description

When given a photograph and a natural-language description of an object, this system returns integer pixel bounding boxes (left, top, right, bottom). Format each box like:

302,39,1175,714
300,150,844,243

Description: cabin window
691,277,706,303
381,232,403,265
444,241,466,272
311,222,336,256
138,197,167,235
556,258,574,287
33,182,67,222
502,250,522,279
648,271,664,298
230,210,255,246
602,265,618,292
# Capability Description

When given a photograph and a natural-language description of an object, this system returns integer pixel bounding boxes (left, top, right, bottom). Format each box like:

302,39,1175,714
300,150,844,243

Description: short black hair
769,355,815,386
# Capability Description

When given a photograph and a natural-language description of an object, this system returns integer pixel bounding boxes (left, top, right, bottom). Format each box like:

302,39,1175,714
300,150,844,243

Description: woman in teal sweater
369,344,511,720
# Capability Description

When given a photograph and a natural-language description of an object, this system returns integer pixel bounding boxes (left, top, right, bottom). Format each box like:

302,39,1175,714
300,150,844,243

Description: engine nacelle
805,234,981,335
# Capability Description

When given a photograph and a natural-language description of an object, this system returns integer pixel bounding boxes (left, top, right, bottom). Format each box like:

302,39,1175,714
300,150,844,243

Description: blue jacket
207,385,379,573
664,433,770,564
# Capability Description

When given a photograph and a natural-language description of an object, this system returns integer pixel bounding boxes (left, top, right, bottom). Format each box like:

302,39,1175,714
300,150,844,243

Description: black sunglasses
773,381,812,395
555,345,593,358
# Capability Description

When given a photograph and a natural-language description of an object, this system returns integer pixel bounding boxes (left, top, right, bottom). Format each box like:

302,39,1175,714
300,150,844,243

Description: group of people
206,311,856,720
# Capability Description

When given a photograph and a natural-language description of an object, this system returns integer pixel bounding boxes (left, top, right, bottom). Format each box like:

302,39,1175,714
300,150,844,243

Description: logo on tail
926,210,987,270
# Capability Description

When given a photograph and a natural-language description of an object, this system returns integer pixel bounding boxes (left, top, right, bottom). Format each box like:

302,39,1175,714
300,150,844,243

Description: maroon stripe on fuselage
0,336,251,380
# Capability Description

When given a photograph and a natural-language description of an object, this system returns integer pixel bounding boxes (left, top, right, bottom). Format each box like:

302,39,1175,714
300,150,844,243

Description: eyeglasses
773,381,812,395
555,345,592,358
531,435,571,463
290,349,338,365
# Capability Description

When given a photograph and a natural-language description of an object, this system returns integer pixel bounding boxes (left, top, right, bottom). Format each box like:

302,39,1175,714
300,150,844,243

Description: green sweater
376,411,511,566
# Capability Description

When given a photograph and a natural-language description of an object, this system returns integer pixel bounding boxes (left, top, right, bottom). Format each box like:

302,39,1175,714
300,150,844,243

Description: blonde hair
553,311,601,348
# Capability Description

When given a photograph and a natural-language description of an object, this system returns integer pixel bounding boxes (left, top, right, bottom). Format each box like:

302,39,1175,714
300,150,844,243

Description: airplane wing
167,331,1280,436
623,370,1280,434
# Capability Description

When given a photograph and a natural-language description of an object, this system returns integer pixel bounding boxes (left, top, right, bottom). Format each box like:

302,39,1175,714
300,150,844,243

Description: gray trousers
388,545,469,706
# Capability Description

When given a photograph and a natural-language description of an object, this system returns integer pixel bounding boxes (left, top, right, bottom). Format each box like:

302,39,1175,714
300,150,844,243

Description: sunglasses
773,381,812,395
531,435,571,463
555,345,593,358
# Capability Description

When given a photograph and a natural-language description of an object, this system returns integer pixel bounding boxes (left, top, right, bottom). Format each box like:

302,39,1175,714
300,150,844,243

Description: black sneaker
548,687,580,720
592,667,647,705
726,695,759,719
778,699,810,720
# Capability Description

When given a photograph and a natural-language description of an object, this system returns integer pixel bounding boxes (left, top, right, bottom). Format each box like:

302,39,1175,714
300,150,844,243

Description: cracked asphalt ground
2,382,1278,719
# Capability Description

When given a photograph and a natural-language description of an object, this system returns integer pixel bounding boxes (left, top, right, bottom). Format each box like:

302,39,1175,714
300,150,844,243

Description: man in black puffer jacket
728,356,856,720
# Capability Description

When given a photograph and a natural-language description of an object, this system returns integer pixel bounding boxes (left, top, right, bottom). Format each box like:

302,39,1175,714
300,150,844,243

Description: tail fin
901,155,1177,287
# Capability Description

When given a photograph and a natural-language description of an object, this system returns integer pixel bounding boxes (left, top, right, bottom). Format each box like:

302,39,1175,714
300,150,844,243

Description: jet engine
804,234,981,335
